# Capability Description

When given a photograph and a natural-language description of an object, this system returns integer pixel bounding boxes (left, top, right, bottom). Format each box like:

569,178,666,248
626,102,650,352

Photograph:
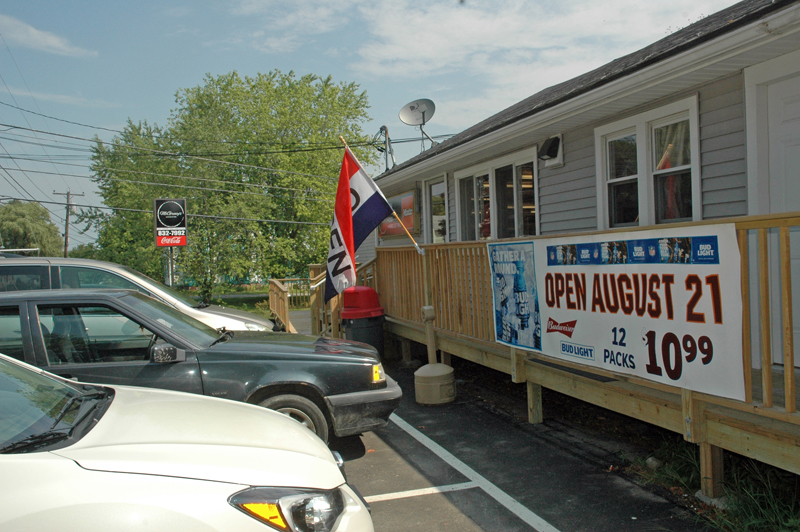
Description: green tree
88,70,376,300
0,201,64,257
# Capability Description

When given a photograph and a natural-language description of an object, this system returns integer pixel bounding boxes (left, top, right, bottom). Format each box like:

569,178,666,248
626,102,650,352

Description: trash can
340,286,385,359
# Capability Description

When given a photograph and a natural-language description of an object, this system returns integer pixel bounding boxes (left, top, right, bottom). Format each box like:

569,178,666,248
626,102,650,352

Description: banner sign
154,199,187,247
488,224,744,401
379,191,417,237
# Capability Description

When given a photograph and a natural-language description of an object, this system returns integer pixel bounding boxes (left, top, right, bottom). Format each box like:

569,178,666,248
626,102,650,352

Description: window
39,306,159,365
456,147,538,241
0,266,49,292
458,176,477,241
426,179,448,243
0,307,24,361
595,96,700,229
60,266,142,292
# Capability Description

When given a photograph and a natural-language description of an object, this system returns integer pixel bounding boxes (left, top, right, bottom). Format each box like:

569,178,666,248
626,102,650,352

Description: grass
626,434,800,531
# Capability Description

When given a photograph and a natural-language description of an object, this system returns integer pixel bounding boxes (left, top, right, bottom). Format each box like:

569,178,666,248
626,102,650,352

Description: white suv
0,257,275,332
0,354,373,532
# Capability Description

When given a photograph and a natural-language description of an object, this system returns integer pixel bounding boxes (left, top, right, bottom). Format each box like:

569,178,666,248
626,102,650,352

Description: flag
325,146,393,302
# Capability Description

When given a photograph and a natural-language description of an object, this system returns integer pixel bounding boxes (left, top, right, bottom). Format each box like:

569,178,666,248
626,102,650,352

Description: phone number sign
154,199,187,247
488,224,744,401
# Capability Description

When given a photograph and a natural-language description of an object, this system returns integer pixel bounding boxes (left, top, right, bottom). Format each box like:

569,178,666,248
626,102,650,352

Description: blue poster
488,242,541,350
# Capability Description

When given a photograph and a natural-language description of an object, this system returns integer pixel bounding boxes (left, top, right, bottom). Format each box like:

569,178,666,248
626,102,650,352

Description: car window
59,266,145,293
0,265,49,292
118,266,200,307
39,306,161,365
0,307,24,361
122,292,217,347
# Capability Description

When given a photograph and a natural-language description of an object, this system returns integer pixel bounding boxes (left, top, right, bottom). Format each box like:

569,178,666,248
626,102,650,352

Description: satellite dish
399,99,436,126
399,99,438,150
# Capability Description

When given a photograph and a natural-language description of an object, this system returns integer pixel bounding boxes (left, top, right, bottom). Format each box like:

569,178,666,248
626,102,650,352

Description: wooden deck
366,212,800,499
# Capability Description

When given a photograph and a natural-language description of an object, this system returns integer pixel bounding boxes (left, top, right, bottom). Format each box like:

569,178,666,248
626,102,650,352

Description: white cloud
351,0,737,129
228,0,738,128
0,14,97,57
233,0,359,53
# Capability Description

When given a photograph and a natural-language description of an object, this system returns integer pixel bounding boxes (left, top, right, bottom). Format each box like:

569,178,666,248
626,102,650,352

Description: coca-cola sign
154,199,187,247
158,235,186,246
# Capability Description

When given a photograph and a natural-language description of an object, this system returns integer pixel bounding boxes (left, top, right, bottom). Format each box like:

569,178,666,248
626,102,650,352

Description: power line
0,122,343,182
3,166,335,202
0,196,328,226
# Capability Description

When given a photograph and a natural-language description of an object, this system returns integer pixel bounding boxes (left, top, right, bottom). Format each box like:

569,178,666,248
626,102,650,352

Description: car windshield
0,358,82,449
118,265,202,308
122,292,218,347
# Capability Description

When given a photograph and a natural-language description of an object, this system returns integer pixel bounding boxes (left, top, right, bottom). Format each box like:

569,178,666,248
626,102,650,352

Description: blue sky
0,0,737,248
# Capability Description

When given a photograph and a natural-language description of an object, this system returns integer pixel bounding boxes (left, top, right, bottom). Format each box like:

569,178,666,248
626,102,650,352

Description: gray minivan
0,257,275,332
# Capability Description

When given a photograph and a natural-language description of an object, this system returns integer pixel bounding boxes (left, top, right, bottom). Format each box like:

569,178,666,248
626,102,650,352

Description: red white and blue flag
325,146,393,302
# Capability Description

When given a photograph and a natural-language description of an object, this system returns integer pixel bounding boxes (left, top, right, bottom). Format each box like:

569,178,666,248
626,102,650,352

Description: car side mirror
150,344,186,363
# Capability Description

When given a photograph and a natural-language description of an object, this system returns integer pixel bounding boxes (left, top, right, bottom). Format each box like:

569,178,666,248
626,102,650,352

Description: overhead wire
0,196,328,226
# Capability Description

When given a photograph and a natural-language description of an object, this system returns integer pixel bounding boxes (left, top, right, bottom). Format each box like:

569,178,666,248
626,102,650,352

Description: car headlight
244,323,269,332
371,363,386,384
230,487,345,532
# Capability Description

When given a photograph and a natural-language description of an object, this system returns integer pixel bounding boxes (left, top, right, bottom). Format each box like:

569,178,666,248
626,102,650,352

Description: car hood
202,304,275,328
52,385,343,489
205,333,380,362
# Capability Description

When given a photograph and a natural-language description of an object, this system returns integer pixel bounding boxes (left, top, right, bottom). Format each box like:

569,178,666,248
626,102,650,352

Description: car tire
259,394,329,443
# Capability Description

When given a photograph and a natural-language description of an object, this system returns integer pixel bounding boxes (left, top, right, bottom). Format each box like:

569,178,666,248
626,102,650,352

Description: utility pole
53,189,84,257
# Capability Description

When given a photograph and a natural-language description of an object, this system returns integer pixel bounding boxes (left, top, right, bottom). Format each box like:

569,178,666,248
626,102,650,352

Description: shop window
456,147,538,241
428,180,447,243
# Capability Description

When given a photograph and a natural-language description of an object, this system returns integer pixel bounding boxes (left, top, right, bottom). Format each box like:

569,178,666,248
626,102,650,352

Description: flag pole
338,136,425,256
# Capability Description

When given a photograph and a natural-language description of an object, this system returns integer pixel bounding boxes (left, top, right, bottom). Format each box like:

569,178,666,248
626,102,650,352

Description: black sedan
0,289,401,443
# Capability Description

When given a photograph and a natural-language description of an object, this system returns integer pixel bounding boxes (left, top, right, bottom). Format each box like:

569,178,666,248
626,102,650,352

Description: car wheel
259,394,329,443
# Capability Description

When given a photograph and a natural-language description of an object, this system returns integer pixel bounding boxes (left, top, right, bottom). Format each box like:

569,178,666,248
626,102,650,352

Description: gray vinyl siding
356,230,378,262
698,73,747,218
537,126,598,235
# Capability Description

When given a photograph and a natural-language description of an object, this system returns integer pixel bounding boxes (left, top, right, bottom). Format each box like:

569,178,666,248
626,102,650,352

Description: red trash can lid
341,286,384,319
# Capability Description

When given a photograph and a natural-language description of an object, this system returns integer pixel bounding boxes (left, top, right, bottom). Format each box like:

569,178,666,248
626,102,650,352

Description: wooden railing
375,212,800,493
268,279,297,333
306,260,378,338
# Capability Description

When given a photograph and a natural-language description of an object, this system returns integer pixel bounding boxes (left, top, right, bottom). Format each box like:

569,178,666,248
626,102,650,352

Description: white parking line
390,413,561,532
364,481,477,503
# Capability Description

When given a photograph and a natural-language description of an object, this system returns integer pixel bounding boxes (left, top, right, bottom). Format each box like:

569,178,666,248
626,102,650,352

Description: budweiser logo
546,317,577,338
158,236,185,246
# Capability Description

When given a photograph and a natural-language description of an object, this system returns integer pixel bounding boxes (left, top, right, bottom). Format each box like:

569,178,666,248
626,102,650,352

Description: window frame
594,96,701,229
454,146,539,241
423,175,449,244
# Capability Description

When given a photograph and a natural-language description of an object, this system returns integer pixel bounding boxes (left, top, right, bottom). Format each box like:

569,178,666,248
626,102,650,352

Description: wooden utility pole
53,189,84,257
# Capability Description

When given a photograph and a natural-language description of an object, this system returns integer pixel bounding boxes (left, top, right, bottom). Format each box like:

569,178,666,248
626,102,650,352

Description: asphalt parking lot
331,359,706,532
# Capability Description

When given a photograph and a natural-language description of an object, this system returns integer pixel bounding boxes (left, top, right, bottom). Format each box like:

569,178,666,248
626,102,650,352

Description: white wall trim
594,95,700,229
744,48,800,216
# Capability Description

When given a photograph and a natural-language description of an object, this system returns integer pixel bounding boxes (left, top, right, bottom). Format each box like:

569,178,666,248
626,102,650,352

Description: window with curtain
595,96,698,228
653,119,691,224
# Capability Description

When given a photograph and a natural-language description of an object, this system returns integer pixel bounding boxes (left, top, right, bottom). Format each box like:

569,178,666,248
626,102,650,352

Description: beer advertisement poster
488,224,745,401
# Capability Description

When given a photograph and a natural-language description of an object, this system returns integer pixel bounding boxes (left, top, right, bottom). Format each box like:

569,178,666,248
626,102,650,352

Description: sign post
154,199,187,286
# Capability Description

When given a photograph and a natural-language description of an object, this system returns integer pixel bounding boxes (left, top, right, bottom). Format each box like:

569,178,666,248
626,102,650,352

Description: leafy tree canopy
86,70,376,299
0,200,64,257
